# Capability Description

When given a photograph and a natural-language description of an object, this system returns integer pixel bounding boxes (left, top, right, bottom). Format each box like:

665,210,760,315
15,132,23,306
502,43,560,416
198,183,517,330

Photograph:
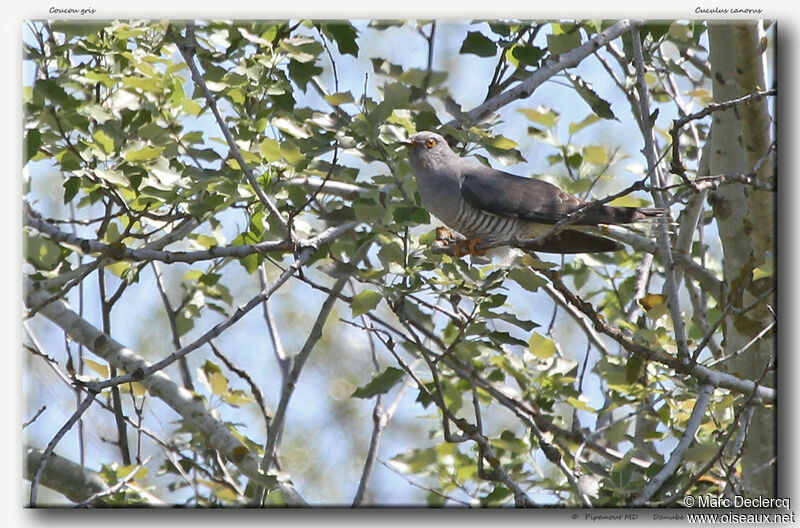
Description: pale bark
707,20,776,498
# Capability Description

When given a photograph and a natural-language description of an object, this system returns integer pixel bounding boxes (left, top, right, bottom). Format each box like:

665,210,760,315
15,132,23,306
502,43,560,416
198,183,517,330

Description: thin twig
73,457,152,508
25,202,293,265
29,390,98,506
209,341,273,429
23,406,47,429
258,239,373,495
669,89,776,185
63,223,358,391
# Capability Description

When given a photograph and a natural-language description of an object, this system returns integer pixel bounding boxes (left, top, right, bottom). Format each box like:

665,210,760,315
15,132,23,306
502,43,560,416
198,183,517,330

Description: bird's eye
425,138,436,148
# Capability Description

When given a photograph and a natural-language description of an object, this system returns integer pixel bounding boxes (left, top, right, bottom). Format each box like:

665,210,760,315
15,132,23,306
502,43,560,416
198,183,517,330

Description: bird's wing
459,163,588,224
459,163,657,225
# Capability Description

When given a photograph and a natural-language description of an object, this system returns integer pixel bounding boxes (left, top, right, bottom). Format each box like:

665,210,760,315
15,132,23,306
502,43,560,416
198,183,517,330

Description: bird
404,131,664,255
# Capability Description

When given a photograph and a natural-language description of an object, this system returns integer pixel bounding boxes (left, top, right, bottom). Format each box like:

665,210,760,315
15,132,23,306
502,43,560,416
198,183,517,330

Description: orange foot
454,238,487,258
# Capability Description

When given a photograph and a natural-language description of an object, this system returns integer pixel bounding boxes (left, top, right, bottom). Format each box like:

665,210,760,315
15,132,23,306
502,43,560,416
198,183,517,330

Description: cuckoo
405,131,664,255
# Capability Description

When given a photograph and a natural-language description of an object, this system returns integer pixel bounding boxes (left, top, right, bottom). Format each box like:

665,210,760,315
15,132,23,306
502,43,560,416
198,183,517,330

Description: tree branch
537,268,774,404
24,446,163,506
451,20,636,126
631,384,713,505
630,24,691,361
260,239,373,476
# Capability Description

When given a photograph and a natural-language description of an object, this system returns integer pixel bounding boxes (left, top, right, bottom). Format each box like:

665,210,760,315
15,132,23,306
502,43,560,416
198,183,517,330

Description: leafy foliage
22,19,775,508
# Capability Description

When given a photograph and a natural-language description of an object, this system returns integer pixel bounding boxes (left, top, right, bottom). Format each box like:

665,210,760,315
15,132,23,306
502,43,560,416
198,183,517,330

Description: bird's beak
403,140,416,148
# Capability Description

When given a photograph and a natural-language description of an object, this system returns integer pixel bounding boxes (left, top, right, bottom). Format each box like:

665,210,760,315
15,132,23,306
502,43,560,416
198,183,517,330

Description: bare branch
261,239,373,475
669,88,776,185
29,390,98,506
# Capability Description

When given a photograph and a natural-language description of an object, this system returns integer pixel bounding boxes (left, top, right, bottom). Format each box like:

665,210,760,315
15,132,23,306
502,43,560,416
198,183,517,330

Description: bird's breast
451,202,529,241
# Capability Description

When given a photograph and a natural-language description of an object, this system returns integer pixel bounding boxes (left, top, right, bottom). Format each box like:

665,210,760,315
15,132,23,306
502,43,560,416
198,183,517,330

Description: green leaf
122,76,161,93
25,234,63,271
351,289,382,317
351,367,405,398
568,74,616,120
625,354,644,383
492,312,539,332
391,446,437,474
377,241,405,269
56,149,82,171
24,129,42,163
35,79,80,109
459,31,496,57
508,44,544,67
63,176,81,203
322,23,359,57
231,231,262,274
287,59,323,91
392,206,429,225
124,145,165,162
280,37,324,63
546,24,582,56
508,268,545,292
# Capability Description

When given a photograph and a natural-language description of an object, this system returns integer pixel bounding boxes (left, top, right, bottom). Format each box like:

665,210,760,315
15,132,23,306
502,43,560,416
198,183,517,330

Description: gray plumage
405,131,663,254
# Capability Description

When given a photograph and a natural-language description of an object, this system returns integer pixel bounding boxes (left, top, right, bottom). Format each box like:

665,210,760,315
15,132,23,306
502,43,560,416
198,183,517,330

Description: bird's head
405,131,456,171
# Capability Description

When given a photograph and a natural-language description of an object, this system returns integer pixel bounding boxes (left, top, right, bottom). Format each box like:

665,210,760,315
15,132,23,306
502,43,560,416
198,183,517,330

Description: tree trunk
707,20,776,498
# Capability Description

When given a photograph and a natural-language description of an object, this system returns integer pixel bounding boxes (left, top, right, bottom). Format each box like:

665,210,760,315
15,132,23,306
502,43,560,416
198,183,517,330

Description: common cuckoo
405,131,663,255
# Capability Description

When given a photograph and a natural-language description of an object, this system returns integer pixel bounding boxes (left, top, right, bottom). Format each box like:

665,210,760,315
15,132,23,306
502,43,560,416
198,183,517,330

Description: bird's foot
454,238,487,258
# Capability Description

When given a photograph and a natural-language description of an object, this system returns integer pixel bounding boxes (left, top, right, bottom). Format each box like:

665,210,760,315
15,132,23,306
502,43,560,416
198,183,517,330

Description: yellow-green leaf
324,91,354,106
92,130,115,154
528,332,556,359
182,99,202,116
118,464,149,480
567,396,597,413
639,293,666,311
584,145,608,165
489,135,518,150
569,114,603,135
122,76,160,93
752,258,774,281
518,107,557,128
84,358,109,378
124,145,165,162
607,196,652,208
208,371,228,396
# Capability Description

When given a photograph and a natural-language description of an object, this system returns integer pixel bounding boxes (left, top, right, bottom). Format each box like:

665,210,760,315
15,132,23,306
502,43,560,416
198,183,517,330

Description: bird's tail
574,205,669,227
630,207,669,223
